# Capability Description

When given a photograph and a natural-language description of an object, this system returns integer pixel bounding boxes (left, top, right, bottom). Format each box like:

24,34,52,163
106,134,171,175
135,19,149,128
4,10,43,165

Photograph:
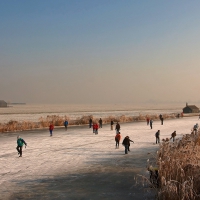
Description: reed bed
0,113,178,133
156,129,200,200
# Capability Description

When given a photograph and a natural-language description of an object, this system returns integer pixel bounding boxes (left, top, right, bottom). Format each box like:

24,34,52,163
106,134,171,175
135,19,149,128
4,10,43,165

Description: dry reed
0,113,178,133
156,129,200,200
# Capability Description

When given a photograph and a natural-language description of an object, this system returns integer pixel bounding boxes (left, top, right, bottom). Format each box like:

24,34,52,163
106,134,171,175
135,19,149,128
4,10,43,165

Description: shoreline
0,112,199,134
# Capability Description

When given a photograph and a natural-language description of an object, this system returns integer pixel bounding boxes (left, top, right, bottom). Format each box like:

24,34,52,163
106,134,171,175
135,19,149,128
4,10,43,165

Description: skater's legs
125,145,128,154
115,140,119,148
17,146,22,156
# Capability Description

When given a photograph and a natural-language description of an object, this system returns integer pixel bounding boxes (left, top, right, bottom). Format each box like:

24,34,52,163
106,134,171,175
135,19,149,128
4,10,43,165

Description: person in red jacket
94,123,99,135
115,132,121,148
93,123,96,133
49,123,54,136
146,117,150,125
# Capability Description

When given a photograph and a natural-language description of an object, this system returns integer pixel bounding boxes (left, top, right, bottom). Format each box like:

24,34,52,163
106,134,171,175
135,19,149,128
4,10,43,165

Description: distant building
0,100,7,107
183,103,199,113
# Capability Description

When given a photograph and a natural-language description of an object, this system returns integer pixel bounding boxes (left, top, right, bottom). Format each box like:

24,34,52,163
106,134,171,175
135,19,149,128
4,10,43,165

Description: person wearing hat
16,136,27,157
122,136,134,154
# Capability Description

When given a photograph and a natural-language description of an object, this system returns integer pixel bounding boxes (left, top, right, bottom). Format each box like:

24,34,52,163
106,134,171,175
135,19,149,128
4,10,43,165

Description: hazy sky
1,0,200,104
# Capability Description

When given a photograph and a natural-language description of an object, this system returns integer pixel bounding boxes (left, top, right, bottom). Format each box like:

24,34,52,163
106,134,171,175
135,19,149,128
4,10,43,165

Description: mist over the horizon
1,1,200,105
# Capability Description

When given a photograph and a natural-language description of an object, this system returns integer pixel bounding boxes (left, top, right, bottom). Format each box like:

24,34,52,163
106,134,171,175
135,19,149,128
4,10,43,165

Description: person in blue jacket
16,136,27,157
64,120,69,130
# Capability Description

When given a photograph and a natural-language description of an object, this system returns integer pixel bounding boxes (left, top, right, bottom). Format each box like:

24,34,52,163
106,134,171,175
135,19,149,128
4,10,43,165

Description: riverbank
0,112,184,133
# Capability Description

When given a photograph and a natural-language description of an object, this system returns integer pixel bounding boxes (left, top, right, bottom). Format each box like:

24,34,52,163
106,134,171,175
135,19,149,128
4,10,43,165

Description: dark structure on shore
0,100,7,107
183,103,199,113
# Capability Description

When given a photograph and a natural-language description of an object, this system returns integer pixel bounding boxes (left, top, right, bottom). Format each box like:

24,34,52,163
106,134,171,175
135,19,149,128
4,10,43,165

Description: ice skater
193,123,199,135
64,120,68,130
122,136,134,154
16,136,27,157
94,123,99,134
150,119,153,129
49,123,54,136
170,131,176,142
146,117,150,125
161,117,164,125
111,120,114,130
115,122,120,134
155,130,160,144
89,118,92,128
99,118,102,128
93,123,96,133
115,132,121,148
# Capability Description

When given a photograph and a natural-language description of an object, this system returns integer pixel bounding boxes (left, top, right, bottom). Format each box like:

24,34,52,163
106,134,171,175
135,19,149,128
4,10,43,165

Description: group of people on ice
89,118,103,134
115,133,134,154
147,114,178,144
16,115,199,157
146,114,164,130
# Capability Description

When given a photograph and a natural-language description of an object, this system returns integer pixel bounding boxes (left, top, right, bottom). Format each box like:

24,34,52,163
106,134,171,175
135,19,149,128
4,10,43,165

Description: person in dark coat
161,117,164,125
193,123,198,135
122,136,134,154
115,122,120,134
89,118,92,128
111,120,114,130
16,136,27,157
150,119,153,129
155,130,160,144
99,118,102,128
170,131,176,142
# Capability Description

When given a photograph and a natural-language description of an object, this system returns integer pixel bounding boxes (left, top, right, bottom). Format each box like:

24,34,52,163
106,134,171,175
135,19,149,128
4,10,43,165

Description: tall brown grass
156,129,200,200
0,113,178,133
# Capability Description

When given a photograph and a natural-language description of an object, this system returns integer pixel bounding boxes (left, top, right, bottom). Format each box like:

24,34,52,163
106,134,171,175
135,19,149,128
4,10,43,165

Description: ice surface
0,116,198,199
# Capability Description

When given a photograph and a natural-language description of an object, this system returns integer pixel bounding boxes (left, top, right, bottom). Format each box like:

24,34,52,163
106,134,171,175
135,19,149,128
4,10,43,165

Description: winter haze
1,1,200,104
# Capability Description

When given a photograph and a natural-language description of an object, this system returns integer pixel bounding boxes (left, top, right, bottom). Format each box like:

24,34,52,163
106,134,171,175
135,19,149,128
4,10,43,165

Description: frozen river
0,116,198,200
